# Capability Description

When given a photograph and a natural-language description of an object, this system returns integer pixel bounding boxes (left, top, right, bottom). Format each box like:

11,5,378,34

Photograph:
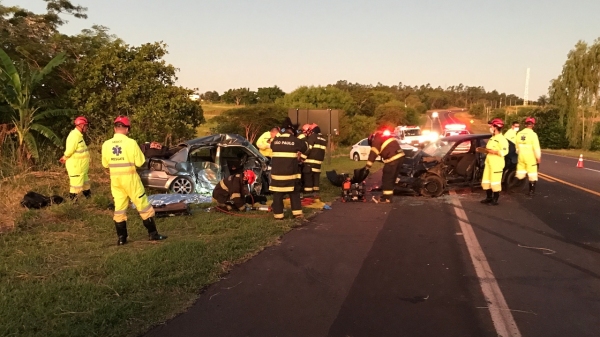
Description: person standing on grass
59,116,91,200
101,116,167,245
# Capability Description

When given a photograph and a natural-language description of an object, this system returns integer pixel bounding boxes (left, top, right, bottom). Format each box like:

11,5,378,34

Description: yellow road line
538,172,600,197
538,175,555,183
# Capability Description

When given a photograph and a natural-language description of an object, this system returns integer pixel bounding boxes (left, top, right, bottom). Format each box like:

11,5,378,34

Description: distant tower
523,68,530,106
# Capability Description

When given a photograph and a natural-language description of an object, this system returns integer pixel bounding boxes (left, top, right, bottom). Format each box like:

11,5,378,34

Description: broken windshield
422,139,455,157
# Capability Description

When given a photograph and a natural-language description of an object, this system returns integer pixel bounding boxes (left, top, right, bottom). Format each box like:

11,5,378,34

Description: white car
350,138,417,161
432,111,439,118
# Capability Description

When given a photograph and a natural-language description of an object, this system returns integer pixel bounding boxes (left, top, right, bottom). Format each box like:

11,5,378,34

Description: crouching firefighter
365,129,405,203
480,118,509,205
269,122,308,219
213,170,256,211
101,116,167,245
299,124,327,200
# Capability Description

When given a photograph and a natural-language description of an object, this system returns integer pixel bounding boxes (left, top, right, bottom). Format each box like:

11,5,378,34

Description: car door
359,139,370,160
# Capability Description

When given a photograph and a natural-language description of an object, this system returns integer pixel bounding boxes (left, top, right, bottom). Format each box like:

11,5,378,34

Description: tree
211,104,286,143
69,41,202,142
200,90,220,103
549,39,600,149
256,85,285,103
221,88,256,105
0,48,75,162
374,100,408,128
276,85,357,114
537,95,548,106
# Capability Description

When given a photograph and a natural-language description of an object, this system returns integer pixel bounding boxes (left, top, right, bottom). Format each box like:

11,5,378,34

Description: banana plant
0,48,76,162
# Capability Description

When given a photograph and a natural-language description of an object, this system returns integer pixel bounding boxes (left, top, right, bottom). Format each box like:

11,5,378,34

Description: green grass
542,149,600,161
196,103,242,137
0,148,381,337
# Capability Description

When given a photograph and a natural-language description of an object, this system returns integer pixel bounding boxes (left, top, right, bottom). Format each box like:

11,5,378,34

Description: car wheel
505,170,525,192
353,153,360,161
420,174,444,197
170,176,194,194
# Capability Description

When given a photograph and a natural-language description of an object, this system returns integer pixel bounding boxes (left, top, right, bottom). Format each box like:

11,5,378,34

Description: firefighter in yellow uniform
480,119,509,205
269,121,308,219
256,127,280,158
365,129,405,203
516,117,541,197
60,116,91,200
299,124,327,200
101,116,167,245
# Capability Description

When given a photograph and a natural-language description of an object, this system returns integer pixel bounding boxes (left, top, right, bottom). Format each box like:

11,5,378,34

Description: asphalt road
144,167,600,337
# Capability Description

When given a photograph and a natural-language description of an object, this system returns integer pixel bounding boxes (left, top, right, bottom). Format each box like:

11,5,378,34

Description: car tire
353,153,360,161
170,176,194,194
420,174,444,197
505,169,525,192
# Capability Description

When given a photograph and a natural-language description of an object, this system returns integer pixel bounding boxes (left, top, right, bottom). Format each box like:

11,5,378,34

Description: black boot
82,190,91,199
489,192,500,206
115,221,128,245
480,189,493,204
143,217,167,241
528,181,536,197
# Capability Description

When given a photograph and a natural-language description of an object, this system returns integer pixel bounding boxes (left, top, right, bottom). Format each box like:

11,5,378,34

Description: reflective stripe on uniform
272,152,298,158
312,144,326,150
270,186,295,192
109,163,135,168
366,161,374,167
371,147,380,155
304,159,322,165
271,174,301,180
383,152,405,163
231,193,241,198
292,210,303,216
304,187,313,192
274,213,284,219
220,180,229,191
383,190,394,195
311,168,321,173
380,138,395,152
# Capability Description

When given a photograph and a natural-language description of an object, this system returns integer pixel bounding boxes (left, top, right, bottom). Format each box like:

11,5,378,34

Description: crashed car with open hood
138,134,270,196
396,134,520,197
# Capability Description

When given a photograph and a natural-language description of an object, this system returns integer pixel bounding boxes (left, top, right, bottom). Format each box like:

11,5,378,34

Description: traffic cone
577,154,584,168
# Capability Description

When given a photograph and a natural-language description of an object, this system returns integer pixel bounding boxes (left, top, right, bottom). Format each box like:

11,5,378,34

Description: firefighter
504,121,520,144
269,122,308,219
516,117,541,196
101,116,167,245
213,170,256,211
60,116,91,200
364,129,405,203
480,119,509,205
300,124,327,200
256,127,280,158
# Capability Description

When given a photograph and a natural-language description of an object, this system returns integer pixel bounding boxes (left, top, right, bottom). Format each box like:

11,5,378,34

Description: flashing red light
382,129,391,136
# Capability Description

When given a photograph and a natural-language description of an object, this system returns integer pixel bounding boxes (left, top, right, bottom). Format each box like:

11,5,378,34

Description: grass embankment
196,103,241,136
542,149,600,161
0,146,380,337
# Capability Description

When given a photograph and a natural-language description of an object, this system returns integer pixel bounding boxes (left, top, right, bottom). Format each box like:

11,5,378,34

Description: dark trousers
272,191,302,219
213,189,245,211
381,157,404,200
302,166,321,194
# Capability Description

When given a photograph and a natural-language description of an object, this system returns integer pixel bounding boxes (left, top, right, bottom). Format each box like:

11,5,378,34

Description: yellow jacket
516,128,541,162
504,129,518,144
256,131,278,157
102,133,146,178
485,134,508,169
64,128,90,173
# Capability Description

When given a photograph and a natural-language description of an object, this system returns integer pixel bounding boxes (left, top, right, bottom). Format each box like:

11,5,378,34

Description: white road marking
449,191,522,337
584,168,600,173
543,152,600,164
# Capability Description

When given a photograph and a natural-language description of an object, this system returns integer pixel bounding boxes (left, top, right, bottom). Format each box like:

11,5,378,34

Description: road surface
145,162,600,336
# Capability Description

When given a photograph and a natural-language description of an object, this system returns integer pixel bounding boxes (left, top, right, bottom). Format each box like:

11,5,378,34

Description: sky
9,0,600,99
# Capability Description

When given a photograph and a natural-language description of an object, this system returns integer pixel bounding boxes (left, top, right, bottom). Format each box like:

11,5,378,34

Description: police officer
516,117,541,196
101,116,167,245
364,129,405,203
480,119,509,205
269,122,308,219
299,124,327,200
213,170,255,211
60,116,91,200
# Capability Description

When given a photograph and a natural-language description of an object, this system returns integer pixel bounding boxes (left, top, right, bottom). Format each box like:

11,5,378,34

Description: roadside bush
531,107,569,149
590,136,600,151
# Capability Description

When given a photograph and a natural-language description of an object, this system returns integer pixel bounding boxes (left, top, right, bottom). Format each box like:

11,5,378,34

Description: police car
350,137,418,161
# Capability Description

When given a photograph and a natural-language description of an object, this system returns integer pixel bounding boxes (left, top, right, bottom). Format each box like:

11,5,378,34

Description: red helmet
114,115,131,127
74,116,88,126
525,117,536,125
488,118,504,129
243,170,256,185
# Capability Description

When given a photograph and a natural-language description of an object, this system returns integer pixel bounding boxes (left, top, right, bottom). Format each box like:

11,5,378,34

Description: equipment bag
20,191,64,209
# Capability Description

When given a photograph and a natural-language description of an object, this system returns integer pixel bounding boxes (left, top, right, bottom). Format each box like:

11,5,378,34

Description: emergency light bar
444,123,466,131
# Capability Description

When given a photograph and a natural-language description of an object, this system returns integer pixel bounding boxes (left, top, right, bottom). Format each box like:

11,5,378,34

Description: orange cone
577,154,584,168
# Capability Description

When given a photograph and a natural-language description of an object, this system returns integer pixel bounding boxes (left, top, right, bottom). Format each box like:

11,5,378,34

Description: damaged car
396,134,520,197
138,134,270,196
